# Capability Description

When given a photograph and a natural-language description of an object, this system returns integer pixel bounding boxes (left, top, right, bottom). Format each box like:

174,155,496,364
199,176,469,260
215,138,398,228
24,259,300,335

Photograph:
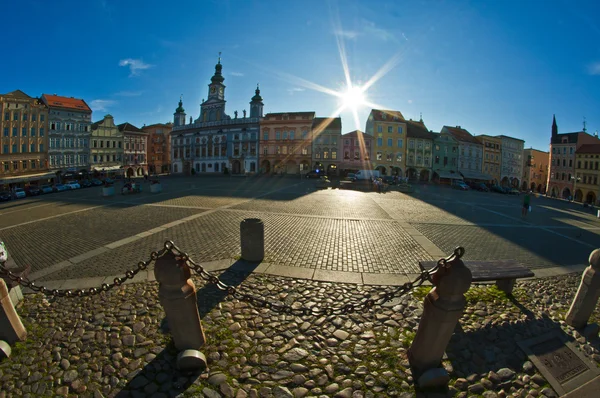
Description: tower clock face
219,87,224,96
210,87,216,94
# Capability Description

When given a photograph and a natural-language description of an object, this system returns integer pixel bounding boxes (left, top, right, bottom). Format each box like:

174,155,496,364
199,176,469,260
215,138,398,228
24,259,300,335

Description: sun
341,85,366,111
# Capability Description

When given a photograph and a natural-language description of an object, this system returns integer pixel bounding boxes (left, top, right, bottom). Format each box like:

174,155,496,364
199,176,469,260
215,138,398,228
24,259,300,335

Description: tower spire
583,116,587,133
551,114,558,137
218,51,221,64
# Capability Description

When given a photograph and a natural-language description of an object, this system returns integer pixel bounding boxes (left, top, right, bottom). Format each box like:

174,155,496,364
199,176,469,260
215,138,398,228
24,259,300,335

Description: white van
354,170,380,180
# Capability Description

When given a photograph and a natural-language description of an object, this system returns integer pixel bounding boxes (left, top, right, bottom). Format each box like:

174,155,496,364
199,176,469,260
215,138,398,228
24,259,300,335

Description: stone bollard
0,279,27,349
408,257,472,388
154,251,207,371
566,249,600,330
240,218,264,262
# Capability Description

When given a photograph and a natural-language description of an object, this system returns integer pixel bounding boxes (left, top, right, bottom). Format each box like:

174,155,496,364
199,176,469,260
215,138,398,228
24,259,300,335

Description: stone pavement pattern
1,271,600,397
1,176,597,282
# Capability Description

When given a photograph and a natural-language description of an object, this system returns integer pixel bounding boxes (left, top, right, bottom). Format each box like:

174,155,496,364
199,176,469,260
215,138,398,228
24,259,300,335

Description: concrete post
566,249,600,329
240,218,264,262
408,258,472,388
0,279,27,347
154,251,207,371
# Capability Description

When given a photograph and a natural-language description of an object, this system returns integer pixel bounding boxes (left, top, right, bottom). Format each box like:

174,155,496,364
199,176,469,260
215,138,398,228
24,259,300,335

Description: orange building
143,123,172,174
259,112,315,174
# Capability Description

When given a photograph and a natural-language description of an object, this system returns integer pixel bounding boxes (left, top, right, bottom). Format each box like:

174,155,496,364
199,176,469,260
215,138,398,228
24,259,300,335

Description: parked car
305,170,326,179
470,182,489,192
491,185,507,194
14,188,26,199
25,185,42,196
90,178,103,186
65,181,81,189
40,185,54,194
382,176,396,185
0,191,12,202
103,178,115,184
452,181,470,191
509,188,520,195
53,184,69,192
80,179,92,188
345,173,357,182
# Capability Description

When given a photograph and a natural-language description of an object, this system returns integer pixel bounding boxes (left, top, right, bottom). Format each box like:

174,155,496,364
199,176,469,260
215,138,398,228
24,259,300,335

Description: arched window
216,110,221,120
215,163,219,172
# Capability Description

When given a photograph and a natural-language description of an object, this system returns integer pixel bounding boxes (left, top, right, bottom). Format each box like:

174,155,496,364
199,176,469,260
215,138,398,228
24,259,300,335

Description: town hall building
170,56,263,175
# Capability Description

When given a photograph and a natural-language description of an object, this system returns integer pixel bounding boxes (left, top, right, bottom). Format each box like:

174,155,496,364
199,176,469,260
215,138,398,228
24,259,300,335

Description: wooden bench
418,260,534,294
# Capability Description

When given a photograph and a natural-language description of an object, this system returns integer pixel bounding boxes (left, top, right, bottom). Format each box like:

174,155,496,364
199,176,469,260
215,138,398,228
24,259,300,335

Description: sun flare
341,85,366,111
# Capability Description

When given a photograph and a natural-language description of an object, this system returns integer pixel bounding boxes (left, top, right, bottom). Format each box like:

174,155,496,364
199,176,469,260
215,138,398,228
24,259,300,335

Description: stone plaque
517,330,600,395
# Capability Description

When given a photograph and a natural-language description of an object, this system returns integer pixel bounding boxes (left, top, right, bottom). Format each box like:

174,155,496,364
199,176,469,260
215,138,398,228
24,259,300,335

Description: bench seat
418,260,534,294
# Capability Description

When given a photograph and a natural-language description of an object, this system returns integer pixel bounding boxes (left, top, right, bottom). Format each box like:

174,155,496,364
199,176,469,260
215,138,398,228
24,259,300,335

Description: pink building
340,130,373,175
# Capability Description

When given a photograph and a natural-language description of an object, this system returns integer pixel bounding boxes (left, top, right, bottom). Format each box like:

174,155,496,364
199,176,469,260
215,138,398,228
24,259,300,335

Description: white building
499,135,525,188
41,94,91,179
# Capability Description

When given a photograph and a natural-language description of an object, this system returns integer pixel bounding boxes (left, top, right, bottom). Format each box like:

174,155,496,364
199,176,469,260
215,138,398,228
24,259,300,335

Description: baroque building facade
546,115,600,199
475,134,502,185
143,123,172,174
431,131,461,184
442,126,488,182
259,112,314,174
312,117,341,175
405,119,435,181
90,115,123,176
0,90,51,188
340,130,373,175
499,135,525,188
118,123,148,177
41,94,91,180
171,58,262,175
365,109,407,176
573,144,600,205
522,148,548,193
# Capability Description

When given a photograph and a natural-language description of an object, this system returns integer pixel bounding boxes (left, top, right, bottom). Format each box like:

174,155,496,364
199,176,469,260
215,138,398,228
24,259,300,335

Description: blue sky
2,0,600,151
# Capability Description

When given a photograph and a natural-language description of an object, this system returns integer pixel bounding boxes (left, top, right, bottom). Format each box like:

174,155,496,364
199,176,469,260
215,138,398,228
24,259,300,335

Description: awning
435,171,463,180
0,171,56,185
93,165,123,171
460,171,493,180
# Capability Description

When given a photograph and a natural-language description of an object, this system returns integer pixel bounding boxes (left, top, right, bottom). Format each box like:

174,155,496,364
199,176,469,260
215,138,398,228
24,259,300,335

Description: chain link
0,248,170,298
0,240,464,315
171,242,465,316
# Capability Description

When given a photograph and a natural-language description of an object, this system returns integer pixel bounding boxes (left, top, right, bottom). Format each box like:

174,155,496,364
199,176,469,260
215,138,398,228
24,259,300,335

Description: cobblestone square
0,176,597,282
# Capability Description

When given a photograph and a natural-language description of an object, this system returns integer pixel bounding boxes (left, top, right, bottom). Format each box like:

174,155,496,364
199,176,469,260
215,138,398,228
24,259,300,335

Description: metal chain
0,240,464,316
170,241,465,316
0,247,170,298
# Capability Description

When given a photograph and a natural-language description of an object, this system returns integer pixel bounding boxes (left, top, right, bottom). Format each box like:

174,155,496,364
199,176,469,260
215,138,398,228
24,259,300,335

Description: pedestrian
522,190,531,217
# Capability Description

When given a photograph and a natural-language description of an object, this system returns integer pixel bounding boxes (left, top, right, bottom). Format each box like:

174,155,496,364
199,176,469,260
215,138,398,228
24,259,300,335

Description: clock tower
198,54,228,123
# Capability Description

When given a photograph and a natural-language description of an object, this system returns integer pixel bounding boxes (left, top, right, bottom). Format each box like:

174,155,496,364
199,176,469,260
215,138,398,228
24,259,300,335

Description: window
301,147,308,155
323,150,328,159
23,113,27,121
12,161,18,170
397,126,403,134
2,145,7,154
290,131,295,140
345,139,350,145
31,113,36,121
570,147,573,154
31,160,36,169
396,153,402,162
3,128,7,137
3,112,8,120
387,138,392,147
12,127,17,136
332,151,337,160
377,125,382,133
22,160,27,169
345,151,350,159
276,146,281,155
409,141,415,149
302,131,308,139
387,126,393,133
563,148,566,154
275,132,280,140
263,147,268,155
562,159,566,167
31,127,36,136
377,138,383,146
40,114,45,122
21,128,26,136
387,153,393,161
435,155,440,164
13,112,19,121
283,131,288,140
12,144,17,153
397,139,403,148
376,151,382,160
30,144,35,152
40,128,44,136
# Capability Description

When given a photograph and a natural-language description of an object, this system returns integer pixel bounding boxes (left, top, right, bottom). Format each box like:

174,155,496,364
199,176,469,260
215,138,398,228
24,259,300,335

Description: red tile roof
370,109,405,122
42,94,91,112
576,144,600,154
443,126,481,145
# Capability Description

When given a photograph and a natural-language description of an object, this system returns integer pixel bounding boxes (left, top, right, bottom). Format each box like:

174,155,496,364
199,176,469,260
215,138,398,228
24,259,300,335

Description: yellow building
365,109,407,176
475,134,502,185
573,144,600,205
0,90,52,189
405,119,435,181
522,148,549,193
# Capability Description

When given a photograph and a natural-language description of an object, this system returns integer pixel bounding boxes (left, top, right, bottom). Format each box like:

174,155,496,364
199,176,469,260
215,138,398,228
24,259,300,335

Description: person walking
522,191,531,217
